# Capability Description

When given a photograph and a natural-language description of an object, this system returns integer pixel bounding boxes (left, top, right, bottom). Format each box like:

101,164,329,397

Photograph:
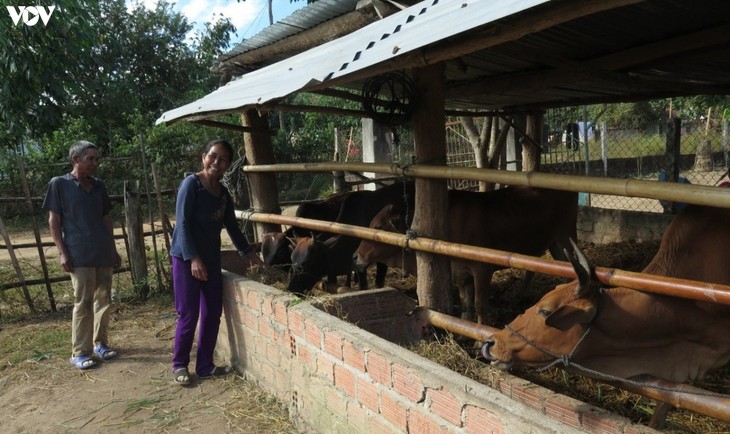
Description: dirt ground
0,301,297,434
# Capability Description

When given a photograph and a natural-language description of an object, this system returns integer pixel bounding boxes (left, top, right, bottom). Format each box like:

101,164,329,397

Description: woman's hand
190,257,208,281
241,251,263,274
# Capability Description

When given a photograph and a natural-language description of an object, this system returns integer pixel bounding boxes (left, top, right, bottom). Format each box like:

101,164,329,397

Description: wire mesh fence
336,114,730,213
540,117,730,212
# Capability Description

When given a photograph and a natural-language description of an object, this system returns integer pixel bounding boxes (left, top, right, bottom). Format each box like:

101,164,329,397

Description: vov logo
6,5,56,27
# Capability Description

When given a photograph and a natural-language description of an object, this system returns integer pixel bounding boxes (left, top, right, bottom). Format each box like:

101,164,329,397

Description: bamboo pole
18,157,55,311
412,308,730,423
242,162,730,209
0,216,36,313
238,211,730,306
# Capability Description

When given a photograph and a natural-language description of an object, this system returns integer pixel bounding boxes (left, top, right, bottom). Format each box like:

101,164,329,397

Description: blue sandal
93,343,118,361
70,355,97,370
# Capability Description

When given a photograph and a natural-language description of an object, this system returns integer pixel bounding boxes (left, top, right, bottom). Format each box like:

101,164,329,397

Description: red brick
262,298,274,316
265,342,281,366
258,316,273,338
408,408,446,434
582,408,626,434
242,309,257,330
247,290,261,310
369,415,394,434
495,378,512,395
343,341,366,372
428,389,463,427
288,309,304,337
347,400,368,429
511,382,543,411
381,390,408,430
298,343,315,369
366,351,391,386
623,424,658,434
357,377,380,413
324,330,343,360
317,354,334,382
326,387,348,416
544,395,582,429
464,405,504,434
334,363,357,398
392,363,424,403
273,299,288,325
305,320,322,348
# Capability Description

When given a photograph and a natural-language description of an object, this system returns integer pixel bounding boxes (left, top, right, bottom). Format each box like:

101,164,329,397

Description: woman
170,139,262,385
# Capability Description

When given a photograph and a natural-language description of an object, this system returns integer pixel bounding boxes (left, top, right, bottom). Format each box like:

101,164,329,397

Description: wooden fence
0,158,175,314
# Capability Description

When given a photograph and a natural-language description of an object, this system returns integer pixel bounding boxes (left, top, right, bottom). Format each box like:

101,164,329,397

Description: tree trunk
522,113,543,172
241,110,281,239
412,63,452,316
124,181,149,300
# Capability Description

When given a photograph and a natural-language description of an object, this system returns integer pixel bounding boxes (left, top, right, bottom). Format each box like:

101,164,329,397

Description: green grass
543,128,727,163
0,322,69,368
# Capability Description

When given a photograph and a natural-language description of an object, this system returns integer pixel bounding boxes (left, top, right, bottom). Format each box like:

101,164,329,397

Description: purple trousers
172,256,223,376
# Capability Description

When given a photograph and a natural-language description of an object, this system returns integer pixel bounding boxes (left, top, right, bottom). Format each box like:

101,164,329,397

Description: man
43,140,121,370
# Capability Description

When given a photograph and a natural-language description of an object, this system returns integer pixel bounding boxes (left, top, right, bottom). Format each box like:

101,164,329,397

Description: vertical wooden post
0,216,35,313
411,63,452,316
242,110,282,240
332,127,346,193
18,157,55,311
151,162,171,252
124,181,149,299
522,113,543,172
663,118,682,213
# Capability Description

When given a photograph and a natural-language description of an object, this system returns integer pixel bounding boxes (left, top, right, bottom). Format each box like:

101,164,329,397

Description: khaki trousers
70,267,114,357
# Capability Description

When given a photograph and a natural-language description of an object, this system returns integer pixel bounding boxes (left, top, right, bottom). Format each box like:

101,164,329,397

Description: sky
131,0,307,45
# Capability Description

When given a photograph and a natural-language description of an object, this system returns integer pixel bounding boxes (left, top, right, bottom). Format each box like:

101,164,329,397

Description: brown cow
353,187,578,324
288,180,415,294
481,205,730,419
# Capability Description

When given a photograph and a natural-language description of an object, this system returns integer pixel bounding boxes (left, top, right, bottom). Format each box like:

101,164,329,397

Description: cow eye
538,308,551,318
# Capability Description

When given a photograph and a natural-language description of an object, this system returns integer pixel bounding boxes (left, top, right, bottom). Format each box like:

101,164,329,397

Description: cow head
481,239,601,369
286,234,339,294
261,231,295,269
353,204,408,271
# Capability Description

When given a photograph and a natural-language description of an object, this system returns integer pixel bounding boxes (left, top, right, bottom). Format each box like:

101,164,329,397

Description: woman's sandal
69,355,98,370
199,366,232,378
93,343,118,361
173,367,191,386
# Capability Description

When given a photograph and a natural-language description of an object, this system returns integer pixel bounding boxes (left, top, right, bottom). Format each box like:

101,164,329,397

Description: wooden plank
0,215,36,312
18,157,55,311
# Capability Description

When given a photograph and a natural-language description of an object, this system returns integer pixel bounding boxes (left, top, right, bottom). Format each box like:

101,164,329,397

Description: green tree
0,0,95,146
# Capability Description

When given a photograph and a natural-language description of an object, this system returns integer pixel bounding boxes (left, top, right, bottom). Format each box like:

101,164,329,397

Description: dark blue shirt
42,173,117,267
170,174,252,265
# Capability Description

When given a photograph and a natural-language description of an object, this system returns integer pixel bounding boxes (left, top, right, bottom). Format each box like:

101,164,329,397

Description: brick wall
215,267,659,434
577,207,673,244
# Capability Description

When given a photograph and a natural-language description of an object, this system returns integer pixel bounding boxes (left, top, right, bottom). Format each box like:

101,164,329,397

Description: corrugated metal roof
157,0,548,124
219,0,362,63
159,0,730,125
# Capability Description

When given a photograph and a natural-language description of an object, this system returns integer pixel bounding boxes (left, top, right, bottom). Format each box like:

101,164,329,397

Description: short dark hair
204,139,234,158
69,140,98,161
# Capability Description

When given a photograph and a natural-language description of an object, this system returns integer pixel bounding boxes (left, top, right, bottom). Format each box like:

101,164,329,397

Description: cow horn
563,238,594,296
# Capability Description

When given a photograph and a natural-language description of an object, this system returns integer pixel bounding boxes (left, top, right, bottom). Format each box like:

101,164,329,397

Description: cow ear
286,236,296,250
322,235,339,249
545,301,597,331
563,238,595,297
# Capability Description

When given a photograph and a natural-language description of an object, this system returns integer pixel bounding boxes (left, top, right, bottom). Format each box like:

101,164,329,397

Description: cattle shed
157,0,730,432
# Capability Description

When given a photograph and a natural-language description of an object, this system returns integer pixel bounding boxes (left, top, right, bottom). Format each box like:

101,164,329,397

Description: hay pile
256,239,730,432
